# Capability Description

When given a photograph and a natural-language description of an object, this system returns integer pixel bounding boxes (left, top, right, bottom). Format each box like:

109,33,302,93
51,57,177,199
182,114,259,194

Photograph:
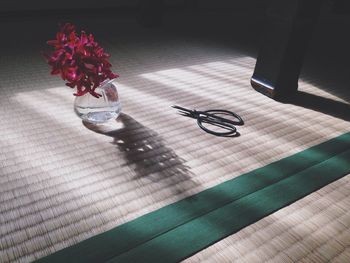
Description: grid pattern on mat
0,18,350,263
184,174,350,263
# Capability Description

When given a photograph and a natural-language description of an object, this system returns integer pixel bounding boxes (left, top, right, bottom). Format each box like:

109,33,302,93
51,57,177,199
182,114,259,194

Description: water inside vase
74,80,122,123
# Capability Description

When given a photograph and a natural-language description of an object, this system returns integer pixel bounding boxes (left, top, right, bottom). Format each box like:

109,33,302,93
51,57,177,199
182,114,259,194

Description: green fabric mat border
35,132,350,263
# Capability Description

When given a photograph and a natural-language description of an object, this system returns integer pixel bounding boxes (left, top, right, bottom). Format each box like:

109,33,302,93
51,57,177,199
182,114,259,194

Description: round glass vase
74,79,121,123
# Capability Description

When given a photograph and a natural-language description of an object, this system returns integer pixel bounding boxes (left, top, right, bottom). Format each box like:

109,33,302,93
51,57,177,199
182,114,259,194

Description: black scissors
172,105,244,137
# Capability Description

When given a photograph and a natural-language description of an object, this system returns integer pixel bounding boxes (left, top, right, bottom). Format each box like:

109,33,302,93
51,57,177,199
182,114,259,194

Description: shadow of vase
83,113,198,196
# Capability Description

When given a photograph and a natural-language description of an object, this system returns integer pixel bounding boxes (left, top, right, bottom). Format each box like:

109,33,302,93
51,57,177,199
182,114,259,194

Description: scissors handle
197,115,237,136
196,109,244,126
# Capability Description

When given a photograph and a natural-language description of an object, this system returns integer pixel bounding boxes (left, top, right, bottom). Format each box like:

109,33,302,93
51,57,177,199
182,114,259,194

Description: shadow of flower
83,113,198,195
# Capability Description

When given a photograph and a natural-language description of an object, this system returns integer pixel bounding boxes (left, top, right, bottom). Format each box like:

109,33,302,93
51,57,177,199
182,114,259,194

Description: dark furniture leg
251,0,323,100
137,0,164,27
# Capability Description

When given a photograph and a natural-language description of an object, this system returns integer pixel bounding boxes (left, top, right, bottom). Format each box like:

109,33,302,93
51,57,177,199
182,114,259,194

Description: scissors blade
177,111,192,117
171,105,197,118
171,105,192,112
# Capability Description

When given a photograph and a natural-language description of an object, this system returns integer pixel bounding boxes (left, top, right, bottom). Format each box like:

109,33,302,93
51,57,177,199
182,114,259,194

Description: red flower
45,23,118,98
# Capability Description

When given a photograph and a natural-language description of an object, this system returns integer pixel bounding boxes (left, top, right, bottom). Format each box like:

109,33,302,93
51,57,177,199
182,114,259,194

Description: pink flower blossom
45,23,118,98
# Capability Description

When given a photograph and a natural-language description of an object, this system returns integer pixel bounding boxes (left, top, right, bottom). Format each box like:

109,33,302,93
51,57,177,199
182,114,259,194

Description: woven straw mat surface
0,23,350,263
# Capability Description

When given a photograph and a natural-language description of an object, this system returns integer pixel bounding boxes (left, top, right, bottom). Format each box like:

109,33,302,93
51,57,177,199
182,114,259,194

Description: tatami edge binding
33,132,350,263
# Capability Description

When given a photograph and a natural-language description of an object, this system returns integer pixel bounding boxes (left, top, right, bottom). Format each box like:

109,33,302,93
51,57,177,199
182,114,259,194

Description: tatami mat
0,15,349,263
184,175,350,263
